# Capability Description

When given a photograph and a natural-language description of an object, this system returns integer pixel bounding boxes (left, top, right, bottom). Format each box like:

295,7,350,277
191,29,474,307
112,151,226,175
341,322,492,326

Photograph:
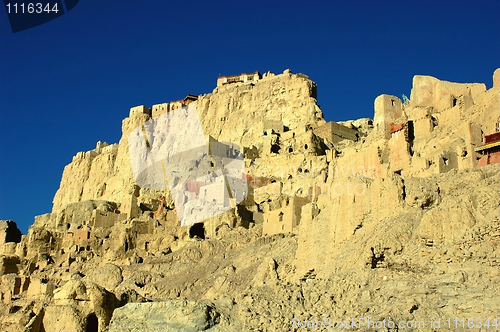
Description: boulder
88,263,123,291
108,300,219,332
43,305,85,332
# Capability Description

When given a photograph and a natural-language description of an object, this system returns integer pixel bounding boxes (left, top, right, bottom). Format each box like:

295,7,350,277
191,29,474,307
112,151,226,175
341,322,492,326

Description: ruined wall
294,69,500,278
0,220,22,255
262,197,299,236
314,121,358,144
368,71,500,178
374,94,403,137
198,70,325,148
296,164,499,278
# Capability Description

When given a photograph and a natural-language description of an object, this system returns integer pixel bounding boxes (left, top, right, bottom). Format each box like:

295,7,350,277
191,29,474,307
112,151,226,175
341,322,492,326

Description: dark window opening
278,212,284,222
431,116,438,128
304,144,309,149
370,248,385,269
394,170,402,175
283,126,290,132
9,306,22,314
124,240,129,252
288,147,293,153
452,98,457,107
311,85,317,99
407,120,415,156
298,168,302,173
85,313,99,332
66,223,70,230
407,121,415,141
443,157,449,165
391,99,395,106
145,242,149,251
286,199,289,206
86,246,90,251
139,203,153,212
189,223,205,239
263,131,267,136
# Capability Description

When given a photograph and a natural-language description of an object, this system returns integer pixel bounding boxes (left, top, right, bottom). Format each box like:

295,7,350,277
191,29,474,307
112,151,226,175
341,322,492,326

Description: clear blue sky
1,0,499,233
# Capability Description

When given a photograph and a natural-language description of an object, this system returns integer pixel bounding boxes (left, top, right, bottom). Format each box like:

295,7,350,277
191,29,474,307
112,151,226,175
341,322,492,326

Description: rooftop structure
216,71,261,87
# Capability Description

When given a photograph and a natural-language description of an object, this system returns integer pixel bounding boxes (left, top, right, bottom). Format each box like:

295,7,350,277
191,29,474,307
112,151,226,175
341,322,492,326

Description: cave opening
189,222,205,239
85,313,98,332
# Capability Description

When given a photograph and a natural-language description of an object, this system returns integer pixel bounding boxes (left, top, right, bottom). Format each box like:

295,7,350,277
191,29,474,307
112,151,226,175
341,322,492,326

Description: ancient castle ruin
0,69,499,331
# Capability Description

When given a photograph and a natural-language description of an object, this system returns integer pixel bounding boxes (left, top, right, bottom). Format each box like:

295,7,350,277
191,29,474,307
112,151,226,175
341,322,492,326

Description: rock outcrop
108,300,220,332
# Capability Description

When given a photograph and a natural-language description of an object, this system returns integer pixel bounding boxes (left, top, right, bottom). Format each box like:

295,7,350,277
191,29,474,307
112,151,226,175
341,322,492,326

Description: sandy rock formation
108,300,220,332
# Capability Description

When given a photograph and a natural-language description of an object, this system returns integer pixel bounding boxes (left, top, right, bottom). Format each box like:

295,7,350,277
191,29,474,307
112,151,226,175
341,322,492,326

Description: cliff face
51,71,325,213
0,69,499,332
197,71,324,146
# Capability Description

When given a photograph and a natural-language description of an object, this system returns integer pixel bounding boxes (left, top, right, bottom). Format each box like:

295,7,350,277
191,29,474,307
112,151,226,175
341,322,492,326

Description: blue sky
1,0,499,233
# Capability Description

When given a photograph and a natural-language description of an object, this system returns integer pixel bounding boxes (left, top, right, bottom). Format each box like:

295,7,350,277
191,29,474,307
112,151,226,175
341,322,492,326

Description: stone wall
374,94,403,137
314,121,359,144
